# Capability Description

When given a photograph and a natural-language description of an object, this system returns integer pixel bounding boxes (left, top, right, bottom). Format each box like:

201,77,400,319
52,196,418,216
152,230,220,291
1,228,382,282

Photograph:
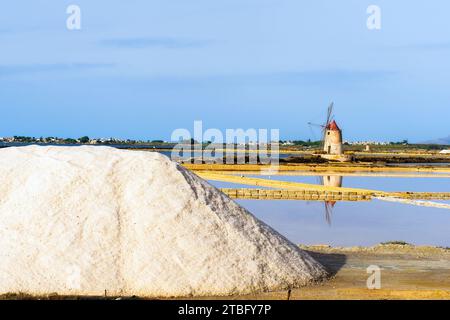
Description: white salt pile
0,146,327,297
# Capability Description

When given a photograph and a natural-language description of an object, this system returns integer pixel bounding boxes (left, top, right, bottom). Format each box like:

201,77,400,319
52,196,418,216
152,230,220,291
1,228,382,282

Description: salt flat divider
195,171,380,195
197,171,450,178
374,197,450,210
193,171,450,201
220,188,372,201
183,163,450,174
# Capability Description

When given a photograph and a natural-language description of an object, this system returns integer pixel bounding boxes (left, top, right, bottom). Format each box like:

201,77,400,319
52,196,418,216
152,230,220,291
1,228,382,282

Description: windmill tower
323,120,343,155
308,102,347,160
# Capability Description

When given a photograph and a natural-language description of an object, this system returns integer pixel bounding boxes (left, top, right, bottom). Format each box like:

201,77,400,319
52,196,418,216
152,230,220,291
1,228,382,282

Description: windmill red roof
326,120,340,131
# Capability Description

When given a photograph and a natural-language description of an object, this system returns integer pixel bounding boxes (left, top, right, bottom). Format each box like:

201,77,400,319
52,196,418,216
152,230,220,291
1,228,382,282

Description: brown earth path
196,244,450,300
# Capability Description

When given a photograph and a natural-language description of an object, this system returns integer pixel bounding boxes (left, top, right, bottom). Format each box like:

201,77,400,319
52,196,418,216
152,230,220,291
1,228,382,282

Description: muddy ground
208,244,450,300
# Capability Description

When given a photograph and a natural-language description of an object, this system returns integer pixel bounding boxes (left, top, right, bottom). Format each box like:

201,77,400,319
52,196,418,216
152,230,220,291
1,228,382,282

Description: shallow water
208,175,450,247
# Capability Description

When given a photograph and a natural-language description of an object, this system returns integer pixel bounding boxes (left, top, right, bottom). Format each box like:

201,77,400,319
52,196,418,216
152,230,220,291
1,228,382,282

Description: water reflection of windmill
318,175,343,225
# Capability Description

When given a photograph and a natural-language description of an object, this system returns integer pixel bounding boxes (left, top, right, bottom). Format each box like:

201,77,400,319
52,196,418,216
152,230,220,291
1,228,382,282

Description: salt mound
0,146,327,297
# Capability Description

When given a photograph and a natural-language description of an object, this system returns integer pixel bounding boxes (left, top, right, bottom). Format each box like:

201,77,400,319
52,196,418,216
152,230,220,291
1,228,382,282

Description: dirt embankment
212,244,450,300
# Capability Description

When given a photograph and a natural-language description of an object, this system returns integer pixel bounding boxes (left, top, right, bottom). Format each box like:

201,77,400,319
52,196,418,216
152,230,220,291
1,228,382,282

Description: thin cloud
245,70,396,85
133,69,396,87
396,42,450,51
99,37,212,49
111,69,398,87
0,63,115,77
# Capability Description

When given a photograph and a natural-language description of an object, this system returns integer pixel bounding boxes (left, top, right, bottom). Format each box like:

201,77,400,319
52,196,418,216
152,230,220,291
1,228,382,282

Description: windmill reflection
319,175,343,225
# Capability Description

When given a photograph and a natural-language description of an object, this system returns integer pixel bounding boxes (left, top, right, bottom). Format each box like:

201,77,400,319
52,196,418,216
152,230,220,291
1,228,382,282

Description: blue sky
1,0,449,142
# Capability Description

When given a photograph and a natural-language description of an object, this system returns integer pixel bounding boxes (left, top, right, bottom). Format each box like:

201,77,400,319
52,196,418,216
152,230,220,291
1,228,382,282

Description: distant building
439,149,450,154
344,140,388,146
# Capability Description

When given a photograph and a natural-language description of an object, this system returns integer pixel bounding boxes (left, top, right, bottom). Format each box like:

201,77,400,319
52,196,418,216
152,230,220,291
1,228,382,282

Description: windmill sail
307,101,336,150
320,102,334,148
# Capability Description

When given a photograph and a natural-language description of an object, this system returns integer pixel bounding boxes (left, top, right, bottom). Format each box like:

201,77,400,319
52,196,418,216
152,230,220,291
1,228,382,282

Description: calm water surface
209,176,450,247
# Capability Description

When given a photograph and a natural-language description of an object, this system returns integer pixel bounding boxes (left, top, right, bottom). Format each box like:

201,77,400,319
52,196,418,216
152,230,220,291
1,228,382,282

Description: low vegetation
380,241,411,246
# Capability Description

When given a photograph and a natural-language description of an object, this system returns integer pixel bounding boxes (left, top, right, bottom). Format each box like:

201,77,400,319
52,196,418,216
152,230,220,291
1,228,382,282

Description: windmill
308,102,334,150
307,102,345,224
308,102,343,155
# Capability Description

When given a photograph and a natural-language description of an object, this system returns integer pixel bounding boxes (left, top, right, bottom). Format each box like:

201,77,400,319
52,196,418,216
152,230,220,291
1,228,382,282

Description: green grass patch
380,241,411,246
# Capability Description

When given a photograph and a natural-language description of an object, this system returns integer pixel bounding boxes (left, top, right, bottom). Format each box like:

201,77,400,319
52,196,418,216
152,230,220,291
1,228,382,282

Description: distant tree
64,138,77,144
292,140,321,147
79,136,90,144
179,138,199,145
